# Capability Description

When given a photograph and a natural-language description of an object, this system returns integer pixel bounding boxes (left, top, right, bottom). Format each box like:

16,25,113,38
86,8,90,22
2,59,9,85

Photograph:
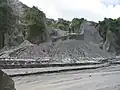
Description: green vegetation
0,0,17,32
69,18,84,33
0,0,17,49
98,18,120,53
46,18,56,27
24,6,47,40
98,18,120,41
57,18,70,31
47,18,84,32
47,18,70,31
71,18,84,29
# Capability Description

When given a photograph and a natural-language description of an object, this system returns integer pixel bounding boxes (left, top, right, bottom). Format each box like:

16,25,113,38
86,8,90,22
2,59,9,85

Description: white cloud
101,0,120,6
19,0,120,22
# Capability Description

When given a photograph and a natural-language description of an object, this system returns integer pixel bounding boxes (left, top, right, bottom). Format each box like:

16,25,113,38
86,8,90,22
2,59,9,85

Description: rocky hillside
0,0,119,63
96,18,120,55
0,0,48,50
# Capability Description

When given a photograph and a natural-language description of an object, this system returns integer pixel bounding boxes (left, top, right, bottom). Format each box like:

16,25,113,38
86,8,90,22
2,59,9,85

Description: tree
98,17,120,53
55,18,70,31
0,0,17,49
24,6,48,43
70,18,84,33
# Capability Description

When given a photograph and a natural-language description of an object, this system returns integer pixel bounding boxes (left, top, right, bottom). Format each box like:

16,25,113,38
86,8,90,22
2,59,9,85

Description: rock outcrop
0,69,16,90
0,0,26,50
96,18,120,55
0,0,49,50
50,21,111,63
0,0,117,63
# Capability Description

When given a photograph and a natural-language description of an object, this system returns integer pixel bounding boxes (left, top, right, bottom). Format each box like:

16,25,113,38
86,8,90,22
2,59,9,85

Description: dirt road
13,65,120,90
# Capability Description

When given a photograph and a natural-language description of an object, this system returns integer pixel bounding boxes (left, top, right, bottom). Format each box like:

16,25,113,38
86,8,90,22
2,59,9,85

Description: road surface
2,64,106,76
12,65,120,90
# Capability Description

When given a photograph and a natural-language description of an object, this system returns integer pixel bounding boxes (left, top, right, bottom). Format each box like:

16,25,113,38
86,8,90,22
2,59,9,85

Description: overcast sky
19,0,120,22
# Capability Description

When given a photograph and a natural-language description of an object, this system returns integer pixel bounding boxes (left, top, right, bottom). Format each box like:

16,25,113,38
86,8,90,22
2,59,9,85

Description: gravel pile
0,21,113,63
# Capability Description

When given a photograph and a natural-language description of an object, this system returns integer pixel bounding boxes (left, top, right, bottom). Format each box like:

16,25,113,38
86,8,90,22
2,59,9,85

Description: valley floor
13,65,120,90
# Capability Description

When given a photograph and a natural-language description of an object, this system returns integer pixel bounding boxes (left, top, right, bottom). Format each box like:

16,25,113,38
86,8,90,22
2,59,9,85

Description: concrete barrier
2,63,109,77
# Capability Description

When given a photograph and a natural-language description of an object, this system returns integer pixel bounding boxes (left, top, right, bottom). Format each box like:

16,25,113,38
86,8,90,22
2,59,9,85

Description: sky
19,0,120,22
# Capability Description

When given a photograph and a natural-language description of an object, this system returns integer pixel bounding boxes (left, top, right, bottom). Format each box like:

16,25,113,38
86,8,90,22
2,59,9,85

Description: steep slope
0,0,27,50
0,0,114,63
83,21,102,44
97,18,120,55
51,21,112,63
0,0,49,51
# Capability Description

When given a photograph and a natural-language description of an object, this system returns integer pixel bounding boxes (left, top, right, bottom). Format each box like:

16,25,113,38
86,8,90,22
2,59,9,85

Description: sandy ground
13,65,120,90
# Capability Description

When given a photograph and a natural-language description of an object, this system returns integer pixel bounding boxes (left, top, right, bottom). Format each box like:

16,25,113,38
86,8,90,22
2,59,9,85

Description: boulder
0,70,16,90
